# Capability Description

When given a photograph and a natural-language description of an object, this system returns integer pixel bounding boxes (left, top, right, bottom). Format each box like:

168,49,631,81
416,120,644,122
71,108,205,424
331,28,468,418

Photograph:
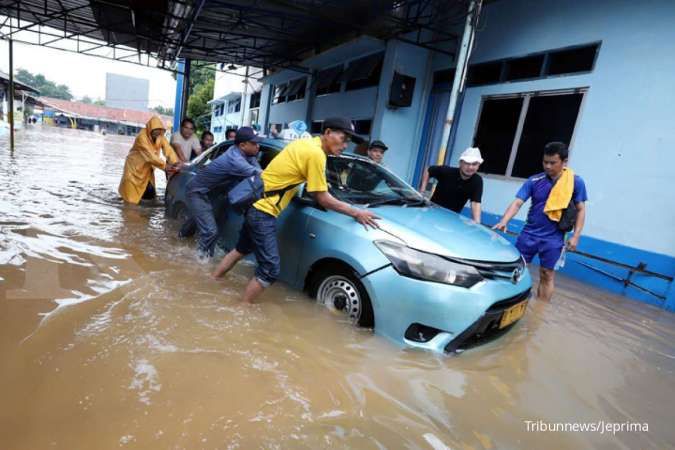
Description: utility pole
435,0,482,166
9,39,15,153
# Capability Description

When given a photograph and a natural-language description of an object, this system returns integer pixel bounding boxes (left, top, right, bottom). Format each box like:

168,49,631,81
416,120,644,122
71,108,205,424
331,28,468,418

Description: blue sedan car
165,138,532,353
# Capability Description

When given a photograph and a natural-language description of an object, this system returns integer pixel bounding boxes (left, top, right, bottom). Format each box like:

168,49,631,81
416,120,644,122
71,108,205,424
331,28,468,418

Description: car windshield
325,157,427,207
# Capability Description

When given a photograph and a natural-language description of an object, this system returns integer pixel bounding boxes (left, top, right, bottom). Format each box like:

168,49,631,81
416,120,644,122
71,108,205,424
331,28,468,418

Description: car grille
447,256,526,283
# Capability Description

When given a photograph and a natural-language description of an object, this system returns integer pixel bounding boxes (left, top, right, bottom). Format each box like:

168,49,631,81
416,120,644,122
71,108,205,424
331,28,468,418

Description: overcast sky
0,40,244,109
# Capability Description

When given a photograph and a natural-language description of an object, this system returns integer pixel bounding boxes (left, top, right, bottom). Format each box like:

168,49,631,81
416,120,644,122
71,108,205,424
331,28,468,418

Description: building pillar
173,58,191,132
9,39,15,152
304,70,317,128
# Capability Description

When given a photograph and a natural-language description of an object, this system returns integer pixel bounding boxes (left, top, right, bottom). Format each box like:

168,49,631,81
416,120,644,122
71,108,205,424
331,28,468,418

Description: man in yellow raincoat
118,116,182,204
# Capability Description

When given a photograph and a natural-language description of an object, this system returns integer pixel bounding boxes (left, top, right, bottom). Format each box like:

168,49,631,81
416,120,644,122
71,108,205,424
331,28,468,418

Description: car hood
372,204,520,263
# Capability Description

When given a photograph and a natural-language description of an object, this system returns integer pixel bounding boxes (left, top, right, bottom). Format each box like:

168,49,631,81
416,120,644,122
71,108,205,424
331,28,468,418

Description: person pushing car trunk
212,117,380,303
183,127,264,258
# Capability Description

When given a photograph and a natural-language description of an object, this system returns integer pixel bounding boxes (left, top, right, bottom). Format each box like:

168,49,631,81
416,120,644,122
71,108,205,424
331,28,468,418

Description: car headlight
374,240,483,288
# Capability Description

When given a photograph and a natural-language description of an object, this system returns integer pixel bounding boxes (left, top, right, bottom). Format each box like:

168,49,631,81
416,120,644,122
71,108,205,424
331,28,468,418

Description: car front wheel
312,265,374,328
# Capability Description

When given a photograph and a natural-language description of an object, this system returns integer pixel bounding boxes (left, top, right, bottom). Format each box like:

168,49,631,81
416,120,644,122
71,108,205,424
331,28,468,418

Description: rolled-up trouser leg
235,208,280,287
186,191,219,257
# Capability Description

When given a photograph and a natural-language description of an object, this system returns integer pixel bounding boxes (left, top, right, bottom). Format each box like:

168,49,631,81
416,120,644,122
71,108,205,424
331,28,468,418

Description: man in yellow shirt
213,117,380,303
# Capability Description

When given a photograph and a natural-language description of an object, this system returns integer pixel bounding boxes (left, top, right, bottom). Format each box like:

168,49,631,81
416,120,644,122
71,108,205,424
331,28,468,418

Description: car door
214,143,310,287
276,187,315,287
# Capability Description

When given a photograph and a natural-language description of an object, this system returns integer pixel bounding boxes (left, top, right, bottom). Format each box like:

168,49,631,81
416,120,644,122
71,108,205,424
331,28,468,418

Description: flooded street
1,126,674,449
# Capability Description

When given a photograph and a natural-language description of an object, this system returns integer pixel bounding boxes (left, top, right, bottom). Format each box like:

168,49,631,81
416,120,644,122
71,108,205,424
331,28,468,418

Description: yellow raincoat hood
118,116,179,204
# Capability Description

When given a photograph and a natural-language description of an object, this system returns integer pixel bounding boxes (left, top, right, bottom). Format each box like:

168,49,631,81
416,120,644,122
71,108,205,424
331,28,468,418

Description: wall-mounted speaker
388,72,416,108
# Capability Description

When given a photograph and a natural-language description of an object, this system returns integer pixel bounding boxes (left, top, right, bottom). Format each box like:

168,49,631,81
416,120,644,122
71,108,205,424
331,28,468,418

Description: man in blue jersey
493,142,587,302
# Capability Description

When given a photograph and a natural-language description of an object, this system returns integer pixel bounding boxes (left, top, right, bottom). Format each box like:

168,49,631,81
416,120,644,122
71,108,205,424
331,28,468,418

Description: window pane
286,78,307,101
511,93,583,178
467,61,502,86
547,45,598,75
310,121,323,134
505,55,544,81
316,66,343,95
273,84,287,104
344,53,384,91
353,119,372,135
432,68,456,86
473,97,524,175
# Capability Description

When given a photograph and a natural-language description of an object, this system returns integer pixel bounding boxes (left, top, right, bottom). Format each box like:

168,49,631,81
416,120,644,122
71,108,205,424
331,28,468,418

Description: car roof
215,138,377,164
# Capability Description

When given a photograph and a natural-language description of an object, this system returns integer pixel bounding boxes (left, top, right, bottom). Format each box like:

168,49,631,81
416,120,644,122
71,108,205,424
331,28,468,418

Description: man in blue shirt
493,142,587,302
185,127,263,257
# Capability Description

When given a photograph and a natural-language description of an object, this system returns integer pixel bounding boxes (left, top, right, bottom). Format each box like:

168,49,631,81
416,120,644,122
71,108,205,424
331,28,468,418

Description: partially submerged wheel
312,266,374,327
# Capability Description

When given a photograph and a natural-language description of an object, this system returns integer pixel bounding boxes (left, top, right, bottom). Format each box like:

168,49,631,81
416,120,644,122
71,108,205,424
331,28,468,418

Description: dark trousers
235,208,280,287
186,191,219,257
142,183,156,200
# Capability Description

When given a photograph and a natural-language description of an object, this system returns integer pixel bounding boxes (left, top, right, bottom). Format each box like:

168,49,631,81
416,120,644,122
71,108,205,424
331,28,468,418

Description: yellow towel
544,167,574,222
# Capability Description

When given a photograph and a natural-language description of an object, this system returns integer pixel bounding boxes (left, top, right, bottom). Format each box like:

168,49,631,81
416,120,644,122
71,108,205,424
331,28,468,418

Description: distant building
0,70,40,127
39,96,172,136
208,70,262,142
105,73,149,111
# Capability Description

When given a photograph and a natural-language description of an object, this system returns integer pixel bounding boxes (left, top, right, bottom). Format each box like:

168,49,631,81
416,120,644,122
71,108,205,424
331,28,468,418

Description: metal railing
496,228,672,302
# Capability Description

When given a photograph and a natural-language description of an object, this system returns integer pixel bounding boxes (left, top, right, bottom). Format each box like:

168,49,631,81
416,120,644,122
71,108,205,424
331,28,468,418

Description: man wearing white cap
420,147,484,222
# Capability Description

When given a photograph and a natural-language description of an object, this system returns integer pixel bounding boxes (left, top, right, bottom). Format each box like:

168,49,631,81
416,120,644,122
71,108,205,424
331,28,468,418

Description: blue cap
235,127,264,145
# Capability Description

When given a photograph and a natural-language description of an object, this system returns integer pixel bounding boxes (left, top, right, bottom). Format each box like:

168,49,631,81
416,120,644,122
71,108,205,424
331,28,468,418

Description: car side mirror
292,191,327,211
293,196,315,207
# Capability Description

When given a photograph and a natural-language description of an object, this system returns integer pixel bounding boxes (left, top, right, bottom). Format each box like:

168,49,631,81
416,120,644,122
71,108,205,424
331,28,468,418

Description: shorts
516,233,564,270
235,207,280,287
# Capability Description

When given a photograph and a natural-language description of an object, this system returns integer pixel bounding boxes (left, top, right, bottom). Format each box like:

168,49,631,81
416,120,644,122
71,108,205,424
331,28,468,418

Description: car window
191,141,231,166
207,142,232,163
326,157,425,206
258,145,281,170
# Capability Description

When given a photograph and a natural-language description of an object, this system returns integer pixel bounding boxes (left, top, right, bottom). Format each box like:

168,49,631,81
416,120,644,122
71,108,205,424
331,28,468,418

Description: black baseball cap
369,140,388,151
235,126,264,145
322,117,364,144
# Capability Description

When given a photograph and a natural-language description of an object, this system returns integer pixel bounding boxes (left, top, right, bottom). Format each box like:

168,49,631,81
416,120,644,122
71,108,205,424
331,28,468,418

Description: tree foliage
15,68,73,100
152,105,174,116
187,77,214,132
171,61,215,132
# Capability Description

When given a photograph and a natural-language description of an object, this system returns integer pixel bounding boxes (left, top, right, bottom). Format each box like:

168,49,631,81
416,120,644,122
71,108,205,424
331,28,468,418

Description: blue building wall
443,0,675,309
256,1,675,310
312,87,377,123
372,39,433,180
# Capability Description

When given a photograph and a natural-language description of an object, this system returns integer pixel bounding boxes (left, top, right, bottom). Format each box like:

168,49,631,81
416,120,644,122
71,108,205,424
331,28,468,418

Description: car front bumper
360,265,533,353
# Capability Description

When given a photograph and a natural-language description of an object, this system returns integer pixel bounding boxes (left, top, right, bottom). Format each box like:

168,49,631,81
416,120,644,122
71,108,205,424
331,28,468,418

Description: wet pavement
1,126,674,450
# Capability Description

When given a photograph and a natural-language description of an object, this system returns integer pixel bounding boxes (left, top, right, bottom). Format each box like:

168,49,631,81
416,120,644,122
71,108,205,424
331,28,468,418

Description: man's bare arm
492,198,525,231
471,202,482,223
312,191,380,229
566,202,586,251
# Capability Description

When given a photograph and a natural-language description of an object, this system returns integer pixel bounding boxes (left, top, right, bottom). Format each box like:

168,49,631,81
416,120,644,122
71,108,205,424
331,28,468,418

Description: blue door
413,87,450,188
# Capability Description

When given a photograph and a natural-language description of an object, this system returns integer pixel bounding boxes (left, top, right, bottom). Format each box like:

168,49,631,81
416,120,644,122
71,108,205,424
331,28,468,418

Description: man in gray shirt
171,117,202,161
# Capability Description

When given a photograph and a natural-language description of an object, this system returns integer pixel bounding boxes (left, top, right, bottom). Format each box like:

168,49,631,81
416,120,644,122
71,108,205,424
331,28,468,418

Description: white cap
459,147,484,164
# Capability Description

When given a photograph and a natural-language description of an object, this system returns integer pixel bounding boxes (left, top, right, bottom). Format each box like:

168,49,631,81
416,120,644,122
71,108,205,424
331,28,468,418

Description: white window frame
473,87,588,180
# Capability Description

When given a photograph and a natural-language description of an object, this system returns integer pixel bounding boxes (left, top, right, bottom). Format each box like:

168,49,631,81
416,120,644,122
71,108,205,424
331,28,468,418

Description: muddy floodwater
1,126,674,450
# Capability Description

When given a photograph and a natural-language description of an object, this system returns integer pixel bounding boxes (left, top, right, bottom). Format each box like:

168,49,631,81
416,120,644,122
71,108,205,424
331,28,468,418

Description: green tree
81,96,93,104
189,63,216,96
15,68,73,100
152,105,174,116
94,99,105,106
170,61,215,130
16,68,35,86
187,77,214,132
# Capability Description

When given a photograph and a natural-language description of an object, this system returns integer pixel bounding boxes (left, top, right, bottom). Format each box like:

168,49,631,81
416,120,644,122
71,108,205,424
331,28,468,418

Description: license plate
499,301,528,329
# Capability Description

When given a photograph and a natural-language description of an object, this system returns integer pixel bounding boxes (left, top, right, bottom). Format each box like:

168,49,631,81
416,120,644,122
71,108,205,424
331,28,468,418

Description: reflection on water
1,126,674,449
